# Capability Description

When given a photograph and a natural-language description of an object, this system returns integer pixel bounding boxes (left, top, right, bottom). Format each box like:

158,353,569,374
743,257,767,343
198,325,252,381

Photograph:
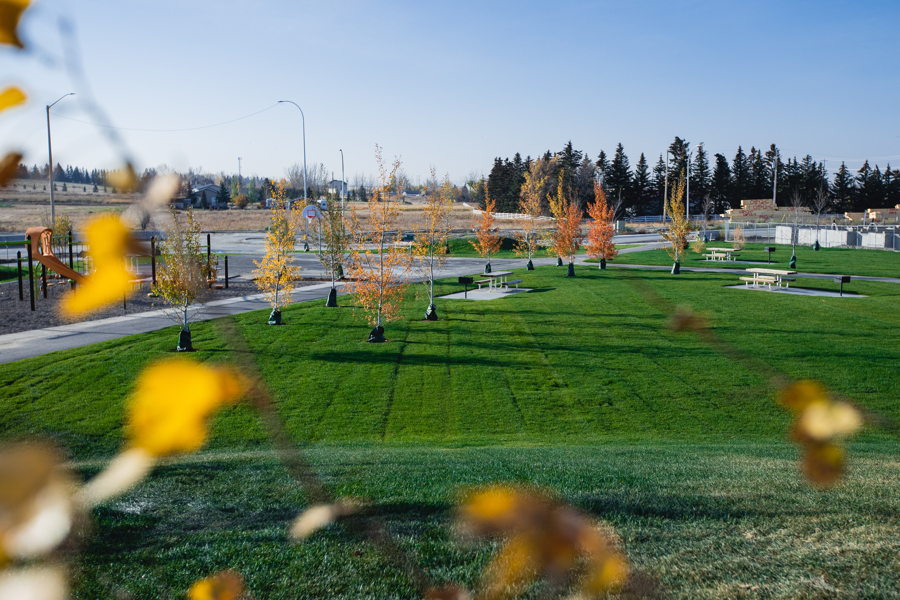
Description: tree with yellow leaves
412,167,453,320
471,182,502,273
515,160,550,270
547,174,582,277
585,182,617,270
346,146,410,342
661,172,689,274
316,189,352,308
254,179,300,324
153,208,212,350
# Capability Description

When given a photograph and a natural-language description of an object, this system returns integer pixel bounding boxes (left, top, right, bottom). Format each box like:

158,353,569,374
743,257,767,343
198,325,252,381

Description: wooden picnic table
478,271,514,291
742,267,798,289
703,247,739,261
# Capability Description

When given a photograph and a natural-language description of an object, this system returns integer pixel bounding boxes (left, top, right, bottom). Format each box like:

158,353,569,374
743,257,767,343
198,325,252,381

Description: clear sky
2,0,898,185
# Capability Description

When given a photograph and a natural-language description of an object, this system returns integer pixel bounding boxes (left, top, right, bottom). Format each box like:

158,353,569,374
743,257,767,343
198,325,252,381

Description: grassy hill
4,266,900,599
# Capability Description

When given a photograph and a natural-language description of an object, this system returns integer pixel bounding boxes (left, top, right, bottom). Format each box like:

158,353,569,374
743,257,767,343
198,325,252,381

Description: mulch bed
0,278,316,336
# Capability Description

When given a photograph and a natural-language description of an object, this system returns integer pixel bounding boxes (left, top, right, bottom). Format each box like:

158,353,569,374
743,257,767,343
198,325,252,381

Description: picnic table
703,247,739,261
475,271,520,292
741,268,797,289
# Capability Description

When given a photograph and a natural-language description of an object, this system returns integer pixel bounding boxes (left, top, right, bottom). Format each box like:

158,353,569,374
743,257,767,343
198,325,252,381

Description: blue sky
2,0,898,185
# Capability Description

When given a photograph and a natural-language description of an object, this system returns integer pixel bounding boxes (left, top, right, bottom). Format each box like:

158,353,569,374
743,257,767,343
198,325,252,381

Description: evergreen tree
711,153,732,212
884,166,900,208
632,153,652,216
595,151,609,186
731,146,750,207
853,161,872,211
216,181,230,208
748,147,770,198
668,137,689,184
247,178,257,205
689,145,711,214
607,143,632,214
652,154,667,215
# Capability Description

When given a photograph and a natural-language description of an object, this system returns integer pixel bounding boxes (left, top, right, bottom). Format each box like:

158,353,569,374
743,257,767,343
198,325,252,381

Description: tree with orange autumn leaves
585,182,617,270
546,173,582,276
346,146,410,342
411,168,453,320
515,160,552,270
470,182,502,273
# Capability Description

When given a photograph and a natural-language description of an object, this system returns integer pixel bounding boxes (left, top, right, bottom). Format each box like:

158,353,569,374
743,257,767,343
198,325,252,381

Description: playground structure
25,227,88,285
2,227,228,310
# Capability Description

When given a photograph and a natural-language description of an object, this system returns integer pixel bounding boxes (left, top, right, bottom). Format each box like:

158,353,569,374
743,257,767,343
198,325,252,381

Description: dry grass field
0,181,497,233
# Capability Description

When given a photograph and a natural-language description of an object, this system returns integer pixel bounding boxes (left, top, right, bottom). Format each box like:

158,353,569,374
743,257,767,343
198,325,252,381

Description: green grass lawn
612,242,900,277
72,443,900,600
3,266,900,598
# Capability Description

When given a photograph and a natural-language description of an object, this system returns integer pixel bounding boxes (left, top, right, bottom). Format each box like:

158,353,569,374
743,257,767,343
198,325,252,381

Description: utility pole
238,157,242,183
46,93,75,227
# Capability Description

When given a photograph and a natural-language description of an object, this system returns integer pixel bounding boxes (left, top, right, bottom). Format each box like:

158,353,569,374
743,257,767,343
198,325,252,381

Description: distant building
327,179,349,196
192,184,223,208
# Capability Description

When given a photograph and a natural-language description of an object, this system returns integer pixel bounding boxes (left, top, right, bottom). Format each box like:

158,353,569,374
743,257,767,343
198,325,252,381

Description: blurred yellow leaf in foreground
127,359,245,456
0,152,22,187
188,570,244,600
459,486,629,600
0,0,30,49
0,87,25,113
60,215,138,316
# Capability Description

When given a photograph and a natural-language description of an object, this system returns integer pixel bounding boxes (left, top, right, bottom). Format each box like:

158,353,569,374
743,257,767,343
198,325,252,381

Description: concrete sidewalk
0,282,346,365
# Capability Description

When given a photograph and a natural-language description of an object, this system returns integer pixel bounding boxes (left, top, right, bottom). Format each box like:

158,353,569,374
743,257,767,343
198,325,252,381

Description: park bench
741,268,798,290
475,279,492,290
502,279,523,290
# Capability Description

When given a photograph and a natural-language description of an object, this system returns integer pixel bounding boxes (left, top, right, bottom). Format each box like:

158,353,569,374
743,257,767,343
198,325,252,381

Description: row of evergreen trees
484,140,900,217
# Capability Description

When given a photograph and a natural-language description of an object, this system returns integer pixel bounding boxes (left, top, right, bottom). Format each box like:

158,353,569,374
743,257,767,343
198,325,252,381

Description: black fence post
151,237,156,285
26,236,34,311
224,255,229,289
206,233,211,273
17,251,23,301
68,230,75,291
41,263,47,298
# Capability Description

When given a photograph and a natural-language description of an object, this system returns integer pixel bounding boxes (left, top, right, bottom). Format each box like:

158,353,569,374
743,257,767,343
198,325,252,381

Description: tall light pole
339,149,345,217
277,100,307,205
686,142,704,220
46,93,75,227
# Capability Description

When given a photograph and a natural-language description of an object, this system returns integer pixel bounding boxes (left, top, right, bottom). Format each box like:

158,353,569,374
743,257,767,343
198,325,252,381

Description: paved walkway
2,248,897,365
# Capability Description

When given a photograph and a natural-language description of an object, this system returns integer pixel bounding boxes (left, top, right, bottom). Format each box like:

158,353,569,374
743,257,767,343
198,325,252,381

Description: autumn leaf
188,570,244,600
0,151,22,187
126,359,245,456
778,380,827,412
0,442,77,562
107,163,138,193
803,442,845,487
59,215,139,316
0,86,26,112
0,0,30,49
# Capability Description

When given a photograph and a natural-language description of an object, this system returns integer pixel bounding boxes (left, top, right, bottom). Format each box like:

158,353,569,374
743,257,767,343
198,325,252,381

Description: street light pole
339,149,345,217
277,100,308,205
46,93,75,227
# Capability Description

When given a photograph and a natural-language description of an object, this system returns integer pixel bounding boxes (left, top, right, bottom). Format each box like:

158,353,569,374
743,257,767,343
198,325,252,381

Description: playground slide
25,226,87,284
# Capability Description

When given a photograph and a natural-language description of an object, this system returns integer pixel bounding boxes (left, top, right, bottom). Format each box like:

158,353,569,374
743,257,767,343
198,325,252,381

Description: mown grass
2,266,899,458
612,242,900,277
73,443,900,600
3,266,900,598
